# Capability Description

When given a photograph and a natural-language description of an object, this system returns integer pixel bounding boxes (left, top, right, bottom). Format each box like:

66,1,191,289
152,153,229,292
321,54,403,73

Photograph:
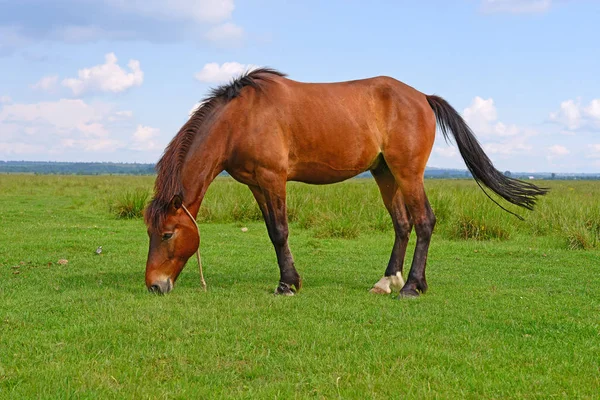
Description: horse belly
287,132,380,184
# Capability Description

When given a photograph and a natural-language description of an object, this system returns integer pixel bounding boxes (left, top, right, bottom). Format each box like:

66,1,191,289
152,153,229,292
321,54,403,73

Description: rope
181,204,207,291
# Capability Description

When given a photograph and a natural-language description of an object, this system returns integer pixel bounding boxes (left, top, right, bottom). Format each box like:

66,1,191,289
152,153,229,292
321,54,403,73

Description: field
1,174,599,398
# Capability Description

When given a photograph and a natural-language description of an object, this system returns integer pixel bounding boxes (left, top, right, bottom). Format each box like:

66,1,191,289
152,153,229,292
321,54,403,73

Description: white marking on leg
390,271,405,291
370,272,404,294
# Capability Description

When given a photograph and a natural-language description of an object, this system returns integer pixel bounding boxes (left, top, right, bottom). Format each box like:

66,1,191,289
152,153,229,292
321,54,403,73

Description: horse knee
396,220,411,240
271,223,289,246
415,212,435,239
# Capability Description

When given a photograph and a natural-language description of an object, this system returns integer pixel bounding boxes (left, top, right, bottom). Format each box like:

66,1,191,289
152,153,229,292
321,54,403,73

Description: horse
144,68,547,297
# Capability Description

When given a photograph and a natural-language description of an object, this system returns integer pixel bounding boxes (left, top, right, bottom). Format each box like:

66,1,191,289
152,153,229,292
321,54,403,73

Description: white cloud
188,101,207,117
0,142,46,155
116,110,133,118
549,98,600,132
438,96,536,163
107,110,134,122
587,144,600,159
484,140,533,155
0,98,144,157
547,145,570,161
549,99,582,131
433,146,458,158
0,95,12,104
31,75,59,92
0,99,112,135
462,96,521,137
432,96,535,167
0,99,165,161
61,53,144,95
62,138,124,152
481,0,552,14
585,99,600,120
131,124,161,151
195,62,257,83
204,22,244,47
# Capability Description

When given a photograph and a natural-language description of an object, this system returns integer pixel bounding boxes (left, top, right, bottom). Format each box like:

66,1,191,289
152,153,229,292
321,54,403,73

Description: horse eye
162,233,173,240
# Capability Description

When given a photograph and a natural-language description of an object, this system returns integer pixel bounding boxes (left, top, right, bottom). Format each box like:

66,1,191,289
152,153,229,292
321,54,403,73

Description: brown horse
144,68,547,297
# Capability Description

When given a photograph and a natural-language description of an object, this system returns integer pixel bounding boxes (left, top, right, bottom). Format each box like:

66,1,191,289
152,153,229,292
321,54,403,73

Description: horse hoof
274,282,295,296
398,288,420,298
369,286,390,295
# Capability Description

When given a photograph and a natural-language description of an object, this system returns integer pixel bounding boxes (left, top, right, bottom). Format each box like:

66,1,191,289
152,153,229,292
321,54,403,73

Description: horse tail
426,94,548,219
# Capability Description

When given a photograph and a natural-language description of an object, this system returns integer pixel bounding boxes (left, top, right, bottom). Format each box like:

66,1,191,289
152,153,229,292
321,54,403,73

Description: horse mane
145,67,286,232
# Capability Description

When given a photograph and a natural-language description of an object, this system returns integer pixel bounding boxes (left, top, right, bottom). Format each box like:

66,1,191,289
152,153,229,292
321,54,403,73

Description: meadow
0,174,599,398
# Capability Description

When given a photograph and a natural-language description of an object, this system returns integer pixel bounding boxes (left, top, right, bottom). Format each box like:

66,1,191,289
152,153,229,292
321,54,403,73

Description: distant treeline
0,161,599,180
0,161,155,175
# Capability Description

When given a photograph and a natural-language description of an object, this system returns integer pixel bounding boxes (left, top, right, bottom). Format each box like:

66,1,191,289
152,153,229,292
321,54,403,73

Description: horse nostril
149,284,161,293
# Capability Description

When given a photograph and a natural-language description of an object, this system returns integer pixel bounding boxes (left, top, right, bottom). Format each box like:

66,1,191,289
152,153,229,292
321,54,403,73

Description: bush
448,214,510,241
110,189,149,219
314,218,360,239
566,226,597,250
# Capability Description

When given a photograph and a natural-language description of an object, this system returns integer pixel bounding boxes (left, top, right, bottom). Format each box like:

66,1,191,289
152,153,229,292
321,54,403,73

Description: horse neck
180,127,227,217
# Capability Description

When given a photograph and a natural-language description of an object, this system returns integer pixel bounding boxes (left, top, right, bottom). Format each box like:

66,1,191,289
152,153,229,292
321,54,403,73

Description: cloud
433,146,458,158
30,75,58,92
480,0,552,14
432,96,536,167
62,138,124,152
116,110,133,117
0,95,12,104
585,99,600,120
548,99,582,131
549,98,600,133
0,142,47,156
62,53,143,95
0,99,112,135
0,98,158,158
587,144,600,159
204,22,244,47
463,96,522,137
0,0,242,54
189,101,207,117
195,62,257,83
131,125,162,151
483,139,533,155
546,145,570,161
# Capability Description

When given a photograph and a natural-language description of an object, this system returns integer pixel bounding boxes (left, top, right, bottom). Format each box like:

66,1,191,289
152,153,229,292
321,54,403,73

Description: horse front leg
249,180,301,296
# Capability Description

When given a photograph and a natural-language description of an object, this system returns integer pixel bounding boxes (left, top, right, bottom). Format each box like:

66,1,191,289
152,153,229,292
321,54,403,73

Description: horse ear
171,195,182,211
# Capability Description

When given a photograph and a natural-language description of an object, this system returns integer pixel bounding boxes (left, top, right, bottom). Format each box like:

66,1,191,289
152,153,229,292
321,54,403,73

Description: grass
110,188,150,219
0,174,599,398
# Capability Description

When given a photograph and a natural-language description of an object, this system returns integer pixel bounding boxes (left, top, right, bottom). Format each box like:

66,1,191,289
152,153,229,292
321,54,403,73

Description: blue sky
0,0,599,172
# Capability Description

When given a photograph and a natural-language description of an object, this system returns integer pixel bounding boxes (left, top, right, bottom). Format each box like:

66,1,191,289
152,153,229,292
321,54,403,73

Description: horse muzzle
147,279,173,294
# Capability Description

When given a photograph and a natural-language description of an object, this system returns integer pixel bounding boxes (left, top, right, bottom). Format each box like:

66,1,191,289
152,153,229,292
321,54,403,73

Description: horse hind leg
369,162,412,294
395,174,436,297
248,179,301,296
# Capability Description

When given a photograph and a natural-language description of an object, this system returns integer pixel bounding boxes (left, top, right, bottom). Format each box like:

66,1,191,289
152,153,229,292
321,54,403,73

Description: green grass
110,188,150,219
0,175,599,398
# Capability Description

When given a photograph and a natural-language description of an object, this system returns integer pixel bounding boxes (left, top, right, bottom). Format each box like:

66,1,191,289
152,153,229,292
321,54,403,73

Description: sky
0,0,599,173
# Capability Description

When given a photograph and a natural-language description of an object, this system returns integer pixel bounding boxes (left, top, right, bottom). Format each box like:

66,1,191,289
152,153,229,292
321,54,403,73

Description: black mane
145,67,286,232
210,67,286,100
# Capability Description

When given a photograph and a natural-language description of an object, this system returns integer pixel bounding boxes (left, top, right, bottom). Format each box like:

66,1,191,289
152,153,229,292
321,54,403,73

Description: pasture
0,174,599,398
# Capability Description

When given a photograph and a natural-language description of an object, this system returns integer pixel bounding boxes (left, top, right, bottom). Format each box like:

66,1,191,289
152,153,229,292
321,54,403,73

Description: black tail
426,95,548,219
